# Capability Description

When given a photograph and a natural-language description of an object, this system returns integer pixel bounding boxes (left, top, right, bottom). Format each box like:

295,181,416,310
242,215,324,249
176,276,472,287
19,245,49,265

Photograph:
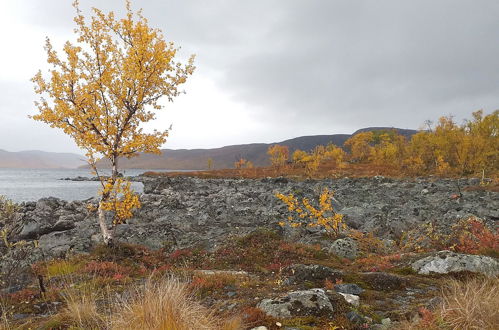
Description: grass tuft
440,277,499,330
110,276,243,330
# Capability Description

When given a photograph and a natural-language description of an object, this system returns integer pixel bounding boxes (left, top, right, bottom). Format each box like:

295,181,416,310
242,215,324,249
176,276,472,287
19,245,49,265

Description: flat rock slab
285,264,343,284
411,250,499,277
258,288,336,318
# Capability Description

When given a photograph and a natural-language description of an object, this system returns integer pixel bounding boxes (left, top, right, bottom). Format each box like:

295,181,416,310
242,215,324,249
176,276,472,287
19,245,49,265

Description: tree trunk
98,200,113,245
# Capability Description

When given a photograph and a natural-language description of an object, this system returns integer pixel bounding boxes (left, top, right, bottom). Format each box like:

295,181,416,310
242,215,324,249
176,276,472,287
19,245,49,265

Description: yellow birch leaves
100,178,141,225
31,1,195,225
276,188,346,238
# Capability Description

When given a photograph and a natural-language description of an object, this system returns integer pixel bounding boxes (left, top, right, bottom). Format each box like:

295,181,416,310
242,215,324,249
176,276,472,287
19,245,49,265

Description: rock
426,297,443,310
361,272,406,291
257,289,336,318
329,237,358,260
17,198,85,240
338,292,359,306
4,176,498,268
285,264,342,284
346,310,366,324
411,250,499,277
12,314,30,321
334,283,364,295
370,318,392,330
250,327,268,330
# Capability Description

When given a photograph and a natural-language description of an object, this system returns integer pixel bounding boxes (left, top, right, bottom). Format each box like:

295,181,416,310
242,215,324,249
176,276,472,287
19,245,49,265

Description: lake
0,168,164,202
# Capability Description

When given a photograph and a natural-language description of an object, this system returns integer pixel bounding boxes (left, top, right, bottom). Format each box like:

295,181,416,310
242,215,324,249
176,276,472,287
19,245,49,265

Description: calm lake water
0,168,164,202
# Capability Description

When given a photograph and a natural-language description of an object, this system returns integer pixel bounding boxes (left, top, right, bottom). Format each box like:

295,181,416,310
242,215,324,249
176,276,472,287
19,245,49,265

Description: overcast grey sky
1,0,498,153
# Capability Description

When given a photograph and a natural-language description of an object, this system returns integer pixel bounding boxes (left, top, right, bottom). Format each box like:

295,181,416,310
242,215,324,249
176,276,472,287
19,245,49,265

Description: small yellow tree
267,144,289,168
31,1,195,244
344,131,374,162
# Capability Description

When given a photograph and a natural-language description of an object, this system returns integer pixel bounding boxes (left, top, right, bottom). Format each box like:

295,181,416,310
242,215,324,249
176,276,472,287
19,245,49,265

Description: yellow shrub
276,188,346,238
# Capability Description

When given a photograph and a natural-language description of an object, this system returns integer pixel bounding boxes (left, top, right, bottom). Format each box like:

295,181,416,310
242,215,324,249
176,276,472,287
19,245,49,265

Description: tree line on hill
254,110,498,178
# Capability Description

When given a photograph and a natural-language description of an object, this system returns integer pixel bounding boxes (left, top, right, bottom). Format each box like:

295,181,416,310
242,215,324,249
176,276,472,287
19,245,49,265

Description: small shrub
82,261,132,277
348,230,388,255
354,253,401,272
189,273,238,298
399,216,499,256
276,188,346,238
0,196,18,224
450,216,499,255
241,306,275,329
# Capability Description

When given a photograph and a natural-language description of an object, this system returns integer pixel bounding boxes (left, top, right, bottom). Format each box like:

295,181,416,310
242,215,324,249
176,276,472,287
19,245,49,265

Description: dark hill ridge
86,127,417,170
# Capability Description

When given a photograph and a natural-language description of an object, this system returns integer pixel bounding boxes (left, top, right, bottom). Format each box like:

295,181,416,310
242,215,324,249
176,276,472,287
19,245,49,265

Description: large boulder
257,289,341,318
411,251,499,277
16,198,87,240
329,237,358,260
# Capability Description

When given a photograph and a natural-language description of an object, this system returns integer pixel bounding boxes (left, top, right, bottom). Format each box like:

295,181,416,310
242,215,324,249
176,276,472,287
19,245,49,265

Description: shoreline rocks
3,176,498,260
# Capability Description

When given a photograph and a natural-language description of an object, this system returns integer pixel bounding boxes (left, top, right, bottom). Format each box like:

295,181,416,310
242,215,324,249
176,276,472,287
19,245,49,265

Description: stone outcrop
411,250,499,277
257,288,341,318
3,176,498,260
284,264,343,285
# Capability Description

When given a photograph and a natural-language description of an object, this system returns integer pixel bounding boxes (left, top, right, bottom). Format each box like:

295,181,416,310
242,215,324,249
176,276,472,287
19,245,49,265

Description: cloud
1,0,498,152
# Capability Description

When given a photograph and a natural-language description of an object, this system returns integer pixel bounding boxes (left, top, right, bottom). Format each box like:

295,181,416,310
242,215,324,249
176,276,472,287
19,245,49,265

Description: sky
1,0,499,154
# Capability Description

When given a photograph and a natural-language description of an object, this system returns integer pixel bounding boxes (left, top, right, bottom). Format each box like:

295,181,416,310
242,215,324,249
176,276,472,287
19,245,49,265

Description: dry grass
396,277,499,329
0,306,10,330
439,277,499,330
54,281,108,329
110,276,243,330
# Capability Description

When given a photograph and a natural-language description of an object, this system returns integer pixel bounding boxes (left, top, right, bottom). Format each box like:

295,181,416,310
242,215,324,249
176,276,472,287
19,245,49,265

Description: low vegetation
1,216,497,329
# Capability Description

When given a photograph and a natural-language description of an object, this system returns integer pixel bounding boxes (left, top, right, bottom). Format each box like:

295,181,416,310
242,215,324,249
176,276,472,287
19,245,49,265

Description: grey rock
329,237,358,260
334,283,364,295
257,288,336,318
426,297,443,310
3,176,498,268
411,250,499,277
338,292,359,306
286,264,342,284
346,310,366,324
12,314,30,321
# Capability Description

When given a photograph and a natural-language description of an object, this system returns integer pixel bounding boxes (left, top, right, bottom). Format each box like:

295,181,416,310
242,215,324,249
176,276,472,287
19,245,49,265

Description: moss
39,317,67,330
46,259,82,278
282,316,320,329
392,266,417,276
342,273,370,289
357,304,382,323
479,248,499,258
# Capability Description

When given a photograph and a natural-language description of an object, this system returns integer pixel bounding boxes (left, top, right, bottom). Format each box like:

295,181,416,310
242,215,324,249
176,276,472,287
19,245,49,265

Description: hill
0,150,85,169
85,127,417,170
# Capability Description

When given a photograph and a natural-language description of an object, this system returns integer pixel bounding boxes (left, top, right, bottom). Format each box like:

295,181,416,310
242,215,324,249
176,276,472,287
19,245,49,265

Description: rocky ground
0,176,498,329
